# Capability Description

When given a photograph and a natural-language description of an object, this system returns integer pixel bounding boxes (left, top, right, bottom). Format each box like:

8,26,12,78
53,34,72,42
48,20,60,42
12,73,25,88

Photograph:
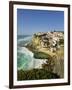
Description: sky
17,9,64,35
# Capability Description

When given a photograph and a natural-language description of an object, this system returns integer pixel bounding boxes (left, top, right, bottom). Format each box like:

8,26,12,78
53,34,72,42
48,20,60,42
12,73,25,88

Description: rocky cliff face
25,31,64,78
31,31,64,52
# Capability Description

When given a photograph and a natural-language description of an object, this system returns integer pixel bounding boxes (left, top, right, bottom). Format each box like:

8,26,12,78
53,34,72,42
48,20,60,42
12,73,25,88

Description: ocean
17,35,47,71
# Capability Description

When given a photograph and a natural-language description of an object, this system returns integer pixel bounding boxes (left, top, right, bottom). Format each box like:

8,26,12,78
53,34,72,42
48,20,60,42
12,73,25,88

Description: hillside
25,31,64,78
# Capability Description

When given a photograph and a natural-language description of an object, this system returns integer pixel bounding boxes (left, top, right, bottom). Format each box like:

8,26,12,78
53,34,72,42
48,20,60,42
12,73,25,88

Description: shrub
17,69,60,80
34,51,51,59
59,39,64,45
42,56,55,72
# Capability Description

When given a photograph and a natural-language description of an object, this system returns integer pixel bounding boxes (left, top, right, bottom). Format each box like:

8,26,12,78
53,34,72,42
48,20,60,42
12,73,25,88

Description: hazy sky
17,9,64,35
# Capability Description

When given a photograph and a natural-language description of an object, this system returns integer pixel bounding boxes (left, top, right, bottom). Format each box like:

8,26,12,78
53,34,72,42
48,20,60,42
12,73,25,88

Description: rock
31,31,64,52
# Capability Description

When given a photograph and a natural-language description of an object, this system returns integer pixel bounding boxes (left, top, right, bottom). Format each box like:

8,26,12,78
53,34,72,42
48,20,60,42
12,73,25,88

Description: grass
53,47,64,78
25,43,64,78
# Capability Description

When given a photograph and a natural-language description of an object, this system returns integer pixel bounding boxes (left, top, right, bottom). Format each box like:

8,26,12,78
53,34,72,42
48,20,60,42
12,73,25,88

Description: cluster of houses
33,32,64,52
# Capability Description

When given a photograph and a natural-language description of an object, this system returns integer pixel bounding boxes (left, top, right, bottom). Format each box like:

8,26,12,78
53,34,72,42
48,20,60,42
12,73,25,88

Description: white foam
18,47,34,57
18,46,47,70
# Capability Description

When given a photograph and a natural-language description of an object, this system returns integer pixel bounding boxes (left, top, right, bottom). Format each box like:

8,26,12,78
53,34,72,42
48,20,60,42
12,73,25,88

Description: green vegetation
18,32,64,80
17,69,60,80
34,51,51,59
17,54,61,80
59,39,64,45
42,57,55,72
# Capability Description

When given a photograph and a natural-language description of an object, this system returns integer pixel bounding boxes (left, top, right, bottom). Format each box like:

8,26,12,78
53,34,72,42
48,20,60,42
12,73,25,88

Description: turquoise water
17,47,34,70
17,35,47,70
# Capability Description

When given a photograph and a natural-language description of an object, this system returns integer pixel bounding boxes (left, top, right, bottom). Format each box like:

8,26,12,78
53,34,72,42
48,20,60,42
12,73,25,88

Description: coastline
17,46,48,70
17,31,64,80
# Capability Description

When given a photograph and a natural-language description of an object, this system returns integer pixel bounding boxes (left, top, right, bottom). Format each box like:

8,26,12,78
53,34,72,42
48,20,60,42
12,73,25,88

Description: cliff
31,32,64,52
25,31,64,78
